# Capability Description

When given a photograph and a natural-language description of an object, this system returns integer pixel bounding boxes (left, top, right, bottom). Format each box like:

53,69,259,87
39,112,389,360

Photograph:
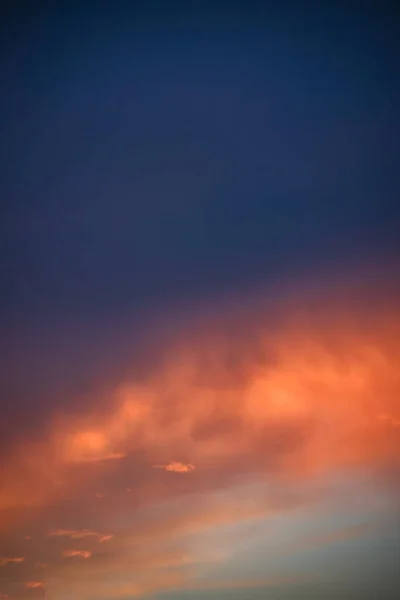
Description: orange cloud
0,557,25,567
154,462,196,473
1,278,400,599
99,535,114,543
25,581,44,589
49,529,113,542
63,550,92,559
378,414,400,427
2,283,400,517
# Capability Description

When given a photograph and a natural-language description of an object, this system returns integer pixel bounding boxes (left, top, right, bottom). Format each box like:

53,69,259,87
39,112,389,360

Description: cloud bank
0,275,399,598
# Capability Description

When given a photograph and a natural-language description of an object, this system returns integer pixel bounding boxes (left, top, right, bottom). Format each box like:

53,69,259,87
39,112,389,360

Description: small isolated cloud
0,557,25,567
25,581,44,589
154,462,195,473
49,529,113,543
62,550,92,559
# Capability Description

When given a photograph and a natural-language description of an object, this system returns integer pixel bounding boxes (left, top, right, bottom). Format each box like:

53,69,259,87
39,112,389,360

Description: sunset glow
0,280,399,598
2,3,399,597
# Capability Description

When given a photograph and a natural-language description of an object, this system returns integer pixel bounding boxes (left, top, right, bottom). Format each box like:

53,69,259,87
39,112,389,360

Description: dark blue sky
1,2,399,330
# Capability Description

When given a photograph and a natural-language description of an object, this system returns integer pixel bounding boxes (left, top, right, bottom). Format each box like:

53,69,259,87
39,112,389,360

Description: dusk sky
1,3,400,599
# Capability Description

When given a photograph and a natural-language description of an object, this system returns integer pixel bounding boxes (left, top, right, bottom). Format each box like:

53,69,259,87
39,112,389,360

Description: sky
1,2,400,599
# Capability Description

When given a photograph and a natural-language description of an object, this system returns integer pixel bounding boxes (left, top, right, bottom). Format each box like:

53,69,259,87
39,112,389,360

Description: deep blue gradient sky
1,2,399,329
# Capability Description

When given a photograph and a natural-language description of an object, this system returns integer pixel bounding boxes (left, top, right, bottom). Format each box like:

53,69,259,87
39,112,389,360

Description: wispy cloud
25,581,44,589
74,453,127,463
62,550,92,559
49,529,113,543
0,557,25,567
